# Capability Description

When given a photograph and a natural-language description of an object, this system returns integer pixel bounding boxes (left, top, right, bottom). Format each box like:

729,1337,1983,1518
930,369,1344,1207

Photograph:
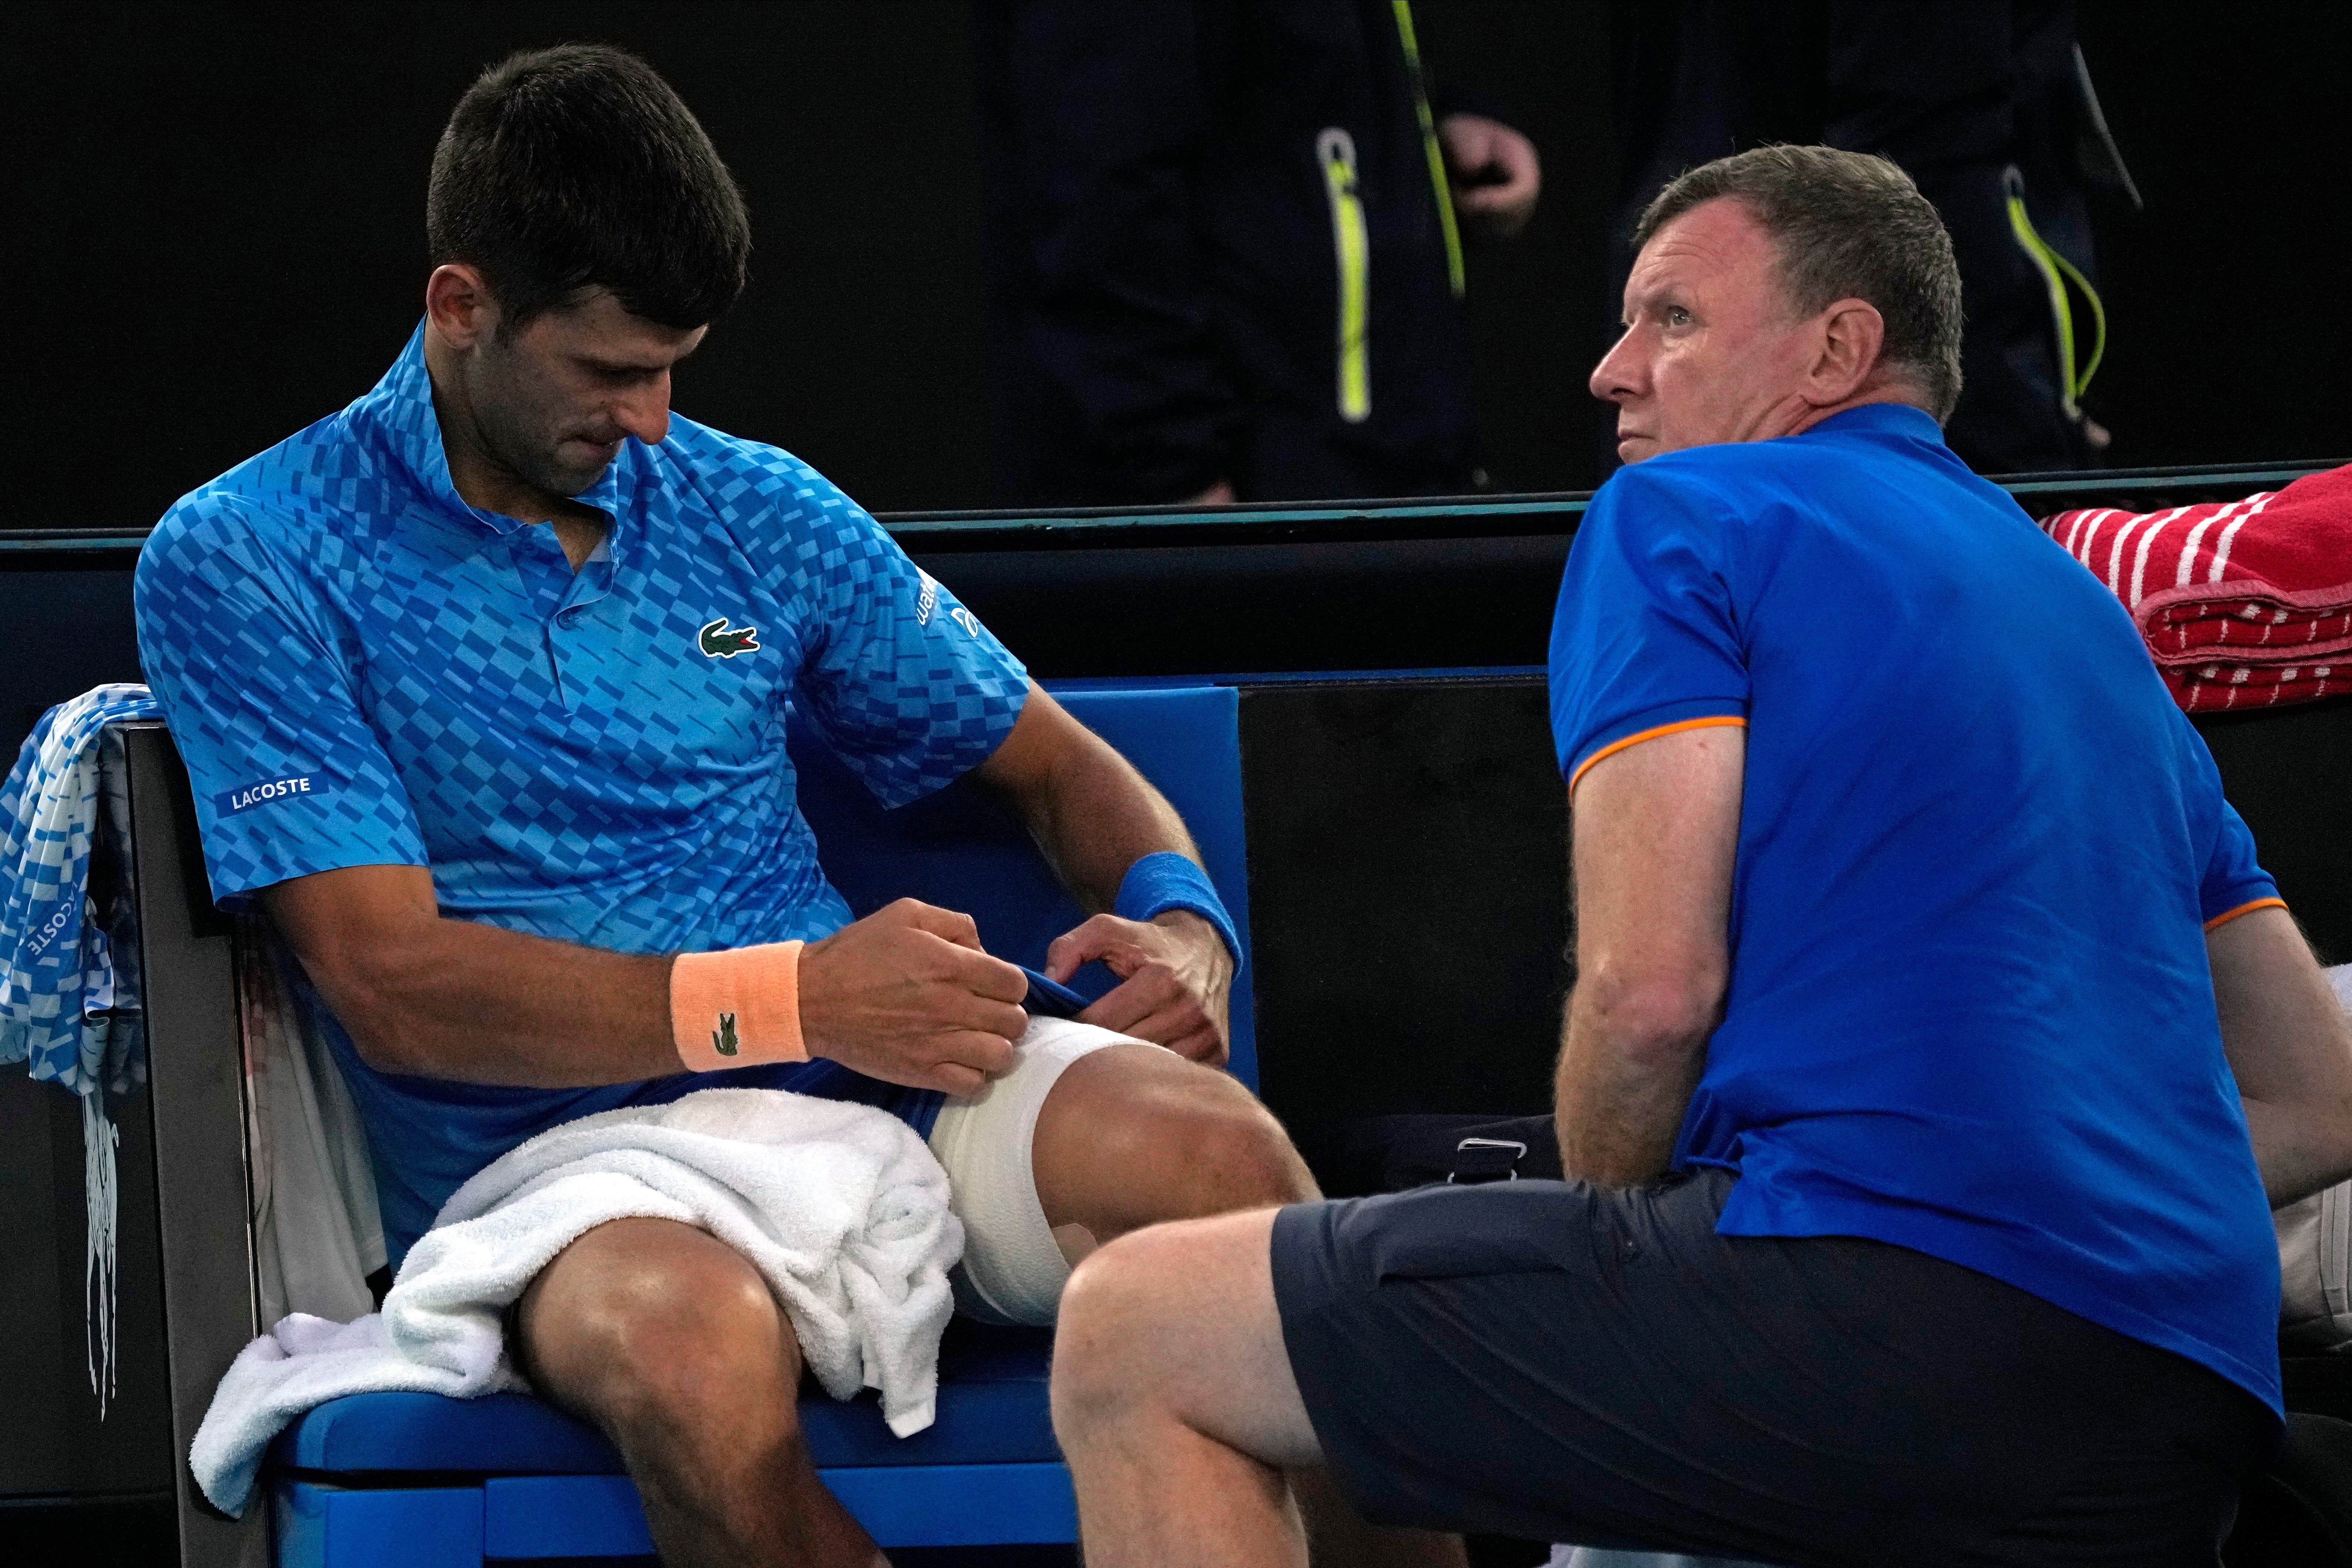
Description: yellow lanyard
1392,0,1466,299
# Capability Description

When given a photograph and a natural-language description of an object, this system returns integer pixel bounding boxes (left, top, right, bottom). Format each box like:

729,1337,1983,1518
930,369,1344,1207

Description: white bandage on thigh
926,1015,1163,1325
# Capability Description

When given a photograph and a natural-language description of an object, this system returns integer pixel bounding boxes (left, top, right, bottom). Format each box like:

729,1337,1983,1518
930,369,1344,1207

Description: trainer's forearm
2209,907,2352,1207
292,912,677,1088
2241,1098,2352,1209
1553,980,1714,1188
1554,727,1739,1189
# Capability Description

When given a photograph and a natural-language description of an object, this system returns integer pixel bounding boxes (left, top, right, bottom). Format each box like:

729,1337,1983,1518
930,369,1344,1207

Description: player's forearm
1038,753,1200,911
984,695,1202,911
299,914,677,1087
1552,978,1715,1188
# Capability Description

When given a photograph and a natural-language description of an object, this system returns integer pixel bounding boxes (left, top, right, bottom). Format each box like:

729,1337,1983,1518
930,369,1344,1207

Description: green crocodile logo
698,617,761,658
711,1011,741,1057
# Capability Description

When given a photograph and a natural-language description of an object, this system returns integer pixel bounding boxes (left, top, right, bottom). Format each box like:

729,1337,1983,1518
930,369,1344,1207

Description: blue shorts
350,1045,943,1272
1270,1168,2275,1566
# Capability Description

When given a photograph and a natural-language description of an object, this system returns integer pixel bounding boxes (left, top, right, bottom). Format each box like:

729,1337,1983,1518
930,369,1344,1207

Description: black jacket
978,0,1480,506
1612,0,2135,474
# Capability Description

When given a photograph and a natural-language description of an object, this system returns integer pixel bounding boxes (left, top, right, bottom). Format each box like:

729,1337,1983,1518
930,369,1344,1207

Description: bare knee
1040,1052,1318,1244
1119,1067,1326,1222
1052,1227,1178,1438
521,1219,799,1439
1139,1073,1319,1216
1051,1209,1307,1470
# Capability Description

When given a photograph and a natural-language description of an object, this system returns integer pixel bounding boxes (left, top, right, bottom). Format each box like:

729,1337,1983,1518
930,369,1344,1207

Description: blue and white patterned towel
1,683,160,1093
2,682,163,1419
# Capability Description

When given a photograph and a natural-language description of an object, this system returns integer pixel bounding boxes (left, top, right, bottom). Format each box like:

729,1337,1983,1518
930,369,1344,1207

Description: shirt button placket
548,609,583,713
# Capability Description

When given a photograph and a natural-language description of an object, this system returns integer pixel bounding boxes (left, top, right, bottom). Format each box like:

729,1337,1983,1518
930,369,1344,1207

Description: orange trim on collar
2203,896,2287,934
1568,715,1748,795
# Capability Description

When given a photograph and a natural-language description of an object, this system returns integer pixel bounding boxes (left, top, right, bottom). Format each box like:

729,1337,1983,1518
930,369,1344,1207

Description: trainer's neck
1765,379,1932,444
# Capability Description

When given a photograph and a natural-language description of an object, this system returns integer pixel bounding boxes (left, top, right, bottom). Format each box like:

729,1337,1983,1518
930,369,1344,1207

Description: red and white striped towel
2040,465,2352,712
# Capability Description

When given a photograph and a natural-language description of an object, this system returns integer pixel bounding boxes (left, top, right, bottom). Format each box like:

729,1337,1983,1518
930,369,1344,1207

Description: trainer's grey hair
1634,145,1965,421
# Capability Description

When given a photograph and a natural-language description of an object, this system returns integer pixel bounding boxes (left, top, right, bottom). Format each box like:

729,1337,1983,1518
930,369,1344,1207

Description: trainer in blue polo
1549,400,2284,1413
136,324,1032,1263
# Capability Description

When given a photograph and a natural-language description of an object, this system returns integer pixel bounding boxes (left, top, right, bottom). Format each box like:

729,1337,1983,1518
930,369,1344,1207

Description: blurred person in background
977,0,1540,508
1611,0,2136,474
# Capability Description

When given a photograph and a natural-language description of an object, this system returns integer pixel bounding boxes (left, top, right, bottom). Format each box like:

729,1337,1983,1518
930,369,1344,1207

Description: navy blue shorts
1270,1168,2277,1567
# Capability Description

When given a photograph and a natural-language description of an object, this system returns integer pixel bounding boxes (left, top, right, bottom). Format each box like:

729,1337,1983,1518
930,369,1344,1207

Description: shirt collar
356,320,632,536
1802,401,1947,444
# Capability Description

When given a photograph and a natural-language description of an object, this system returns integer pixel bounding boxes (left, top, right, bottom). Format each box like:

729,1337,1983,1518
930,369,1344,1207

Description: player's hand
1044,910,1233,1067
1439,112,1540,240
798,899,1030,1095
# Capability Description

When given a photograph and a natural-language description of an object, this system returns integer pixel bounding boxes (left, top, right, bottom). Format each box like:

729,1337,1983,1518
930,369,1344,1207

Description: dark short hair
427,44,750,331
1634,145,1964,421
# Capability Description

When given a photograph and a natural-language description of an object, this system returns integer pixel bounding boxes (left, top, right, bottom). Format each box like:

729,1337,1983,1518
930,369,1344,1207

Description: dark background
4,0,2345,533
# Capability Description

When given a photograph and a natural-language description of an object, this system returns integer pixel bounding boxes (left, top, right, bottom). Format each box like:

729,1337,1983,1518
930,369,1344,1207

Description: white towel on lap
192,1087,962,1517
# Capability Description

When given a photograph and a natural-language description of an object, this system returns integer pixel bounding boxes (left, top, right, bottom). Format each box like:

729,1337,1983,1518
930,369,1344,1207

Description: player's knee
545,1245,796,1431
1144,1074,1317,1213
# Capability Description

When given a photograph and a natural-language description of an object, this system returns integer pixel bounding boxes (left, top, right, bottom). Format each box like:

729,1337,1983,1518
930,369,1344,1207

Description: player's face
471,289,707,498
1590,198,1823,464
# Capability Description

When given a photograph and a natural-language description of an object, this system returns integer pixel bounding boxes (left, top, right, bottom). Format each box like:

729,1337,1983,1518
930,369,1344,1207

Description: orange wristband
671,941,808,1072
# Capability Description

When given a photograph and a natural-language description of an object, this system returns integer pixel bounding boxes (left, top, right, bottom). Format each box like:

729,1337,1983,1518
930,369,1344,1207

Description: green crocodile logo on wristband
712,1011,741,1057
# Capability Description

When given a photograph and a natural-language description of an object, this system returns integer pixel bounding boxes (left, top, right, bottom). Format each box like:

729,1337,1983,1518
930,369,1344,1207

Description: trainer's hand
798,899,1031,1095
1044,910,1233,1067
1439,112,1540,240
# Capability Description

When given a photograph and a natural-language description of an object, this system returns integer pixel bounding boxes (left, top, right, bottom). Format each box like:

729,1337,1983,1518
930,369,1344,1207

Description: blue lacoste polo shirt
137,324,1031,1264
1549,403,2285,1415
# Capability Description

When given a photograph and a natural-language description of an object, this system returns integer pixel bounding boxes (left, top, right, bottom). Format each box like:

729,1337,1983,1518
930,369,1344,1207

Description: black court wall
12,491,2352,1172
5,2,2347,534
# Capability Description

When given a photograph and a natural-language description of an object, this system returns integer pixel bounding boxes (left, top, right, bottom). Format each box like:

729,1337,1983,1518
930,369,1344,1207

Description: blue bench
265,684,1256,1565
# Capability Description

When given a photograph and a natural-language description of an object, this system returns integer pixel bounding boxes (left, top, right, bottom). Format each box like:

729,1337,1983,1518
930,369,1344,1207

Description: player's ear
426,264,498,352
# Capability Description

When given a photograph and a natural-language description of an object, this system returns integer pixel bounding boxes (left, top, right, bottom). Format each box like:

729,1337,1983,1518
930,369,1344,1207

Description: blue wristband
1114,852,1241,963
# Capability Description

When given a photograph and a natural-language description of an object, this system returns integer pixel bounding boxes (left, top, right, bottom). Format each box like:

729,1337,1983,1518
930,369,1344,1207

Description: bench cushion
271,1323,1056,1474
